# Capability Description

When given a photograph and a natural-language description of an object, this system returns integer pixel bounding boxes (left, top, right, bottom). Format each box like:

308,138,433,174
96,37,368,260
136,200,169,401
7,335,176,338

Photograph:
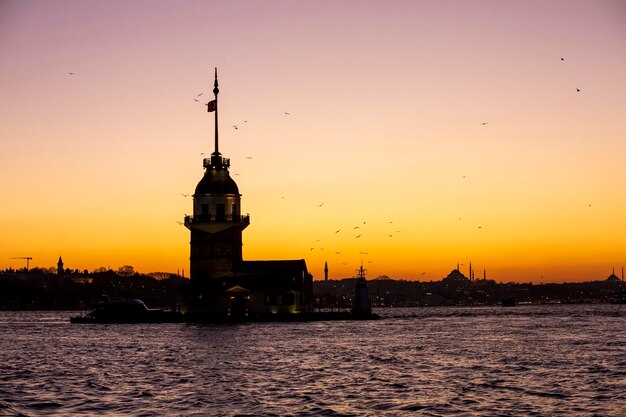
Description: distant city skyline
3,257,624,285
1,1,625,282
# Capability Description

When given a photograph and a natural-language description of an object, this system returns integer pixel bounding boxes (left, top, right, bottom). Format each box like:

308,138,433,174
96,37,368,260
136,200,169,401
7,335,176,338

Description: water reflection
0,305,624,416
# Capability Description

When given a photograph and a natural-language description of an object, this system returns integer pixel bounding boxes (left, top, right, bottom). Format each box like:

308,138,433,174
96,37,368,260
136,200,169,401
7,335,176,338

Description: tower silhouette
185,69,249,282
182,69,312,319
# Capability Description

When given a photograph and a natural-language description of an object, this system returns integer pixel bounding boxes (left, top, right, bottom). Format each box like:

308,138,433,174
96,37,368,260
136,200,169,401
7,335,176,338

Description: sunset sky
1,0,625,282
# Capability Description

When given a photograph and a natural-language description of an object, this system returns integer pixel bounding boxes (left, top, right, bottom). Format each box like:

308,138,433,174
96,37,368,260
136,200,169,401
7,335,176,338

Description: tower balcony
204,156,230,169
185,213,250,233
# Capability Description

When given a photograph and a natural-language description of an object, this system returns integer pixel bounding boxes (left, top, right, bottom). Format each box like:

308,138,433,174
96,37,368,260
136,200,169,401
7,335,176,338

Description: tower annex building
183,70,313,319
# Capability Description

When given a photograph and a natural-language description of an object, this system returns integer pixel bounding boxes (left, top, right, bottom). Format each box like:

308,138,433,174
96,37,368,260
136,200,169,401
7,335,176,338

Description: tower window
216,203,225,221
232,204,237,218
201,203,209,221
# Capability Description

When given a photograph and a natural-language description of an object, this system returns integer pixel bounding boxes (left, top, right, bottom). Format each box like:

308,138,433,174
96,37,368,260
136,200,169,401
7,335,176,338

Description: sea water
1,304,624,416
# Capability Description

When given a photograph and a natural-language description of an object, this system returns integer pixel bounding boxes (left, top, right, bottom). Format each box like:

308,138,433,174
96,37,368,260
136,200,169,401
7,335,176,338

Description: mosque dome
606,273,621,283
195,168,239,195
441,269,470,286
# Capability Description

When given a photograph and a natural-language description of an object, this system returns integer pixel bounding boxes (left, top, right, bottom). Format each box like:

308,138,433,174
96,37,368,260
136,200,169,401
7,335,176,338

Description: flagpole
213,67,219,155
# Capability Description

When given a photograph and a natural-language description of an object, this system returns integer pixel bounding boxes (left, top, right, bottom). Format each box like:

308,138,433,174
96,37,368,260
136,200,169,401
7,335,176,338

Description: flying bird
355,234,361,238
233,125,238,129
284,112,290,115
335,230,341,234
318,203,324,207
560,57,564,61
576,88,581,92
180,193,190,197
353,226,359,229
197,93,203,96
68,72,75,75
481,122,488,125
246,156,253,159
194,99,199,102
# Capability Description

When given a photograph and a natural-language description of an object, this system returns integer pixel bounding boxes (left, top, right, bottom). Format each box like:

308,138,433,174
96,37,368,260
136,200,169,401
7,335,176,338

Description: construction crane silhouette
10,257,33,270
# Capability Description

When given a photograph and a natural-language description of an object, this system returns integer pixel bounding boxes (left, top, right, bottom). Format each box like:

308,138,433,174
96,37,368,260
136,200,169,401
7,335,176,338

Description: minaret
184,69,249,282
57,256,64,276
469,262,472,282
324,261,328,281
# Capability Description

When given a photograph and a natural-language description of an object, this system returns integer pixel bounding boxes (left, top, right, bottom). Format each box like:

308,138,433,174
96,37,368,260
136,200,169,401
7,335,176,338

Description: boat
70,297,182,323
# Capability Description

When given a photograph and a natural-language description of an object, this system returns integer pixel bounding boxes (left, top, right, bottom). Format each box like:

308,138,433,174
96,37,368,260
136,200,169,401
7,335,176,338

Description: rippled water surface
1,305,625,416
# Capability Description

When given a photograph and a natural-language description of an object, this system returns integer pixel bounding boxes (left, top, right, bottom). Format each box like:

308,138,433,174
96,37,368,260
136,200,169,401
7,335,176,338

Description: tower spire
212,67,219,155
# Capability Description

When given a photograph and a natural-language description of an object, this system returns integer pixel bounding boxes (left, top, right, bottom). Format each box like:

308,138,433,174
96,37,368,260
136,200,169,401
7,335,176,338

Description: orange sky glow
1,0,625,283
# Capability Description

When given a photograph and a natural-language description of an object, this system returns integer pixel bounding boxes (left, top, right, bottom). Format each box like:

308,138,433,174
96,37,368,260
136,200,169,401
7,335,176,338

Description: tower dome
191,153,243,225
194,156,239,195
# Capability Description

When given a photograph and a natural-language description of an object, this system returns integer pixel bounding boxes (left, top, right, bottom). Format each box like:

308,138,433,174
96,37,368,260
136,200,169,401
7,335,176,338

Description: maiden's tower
183,70,313,320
